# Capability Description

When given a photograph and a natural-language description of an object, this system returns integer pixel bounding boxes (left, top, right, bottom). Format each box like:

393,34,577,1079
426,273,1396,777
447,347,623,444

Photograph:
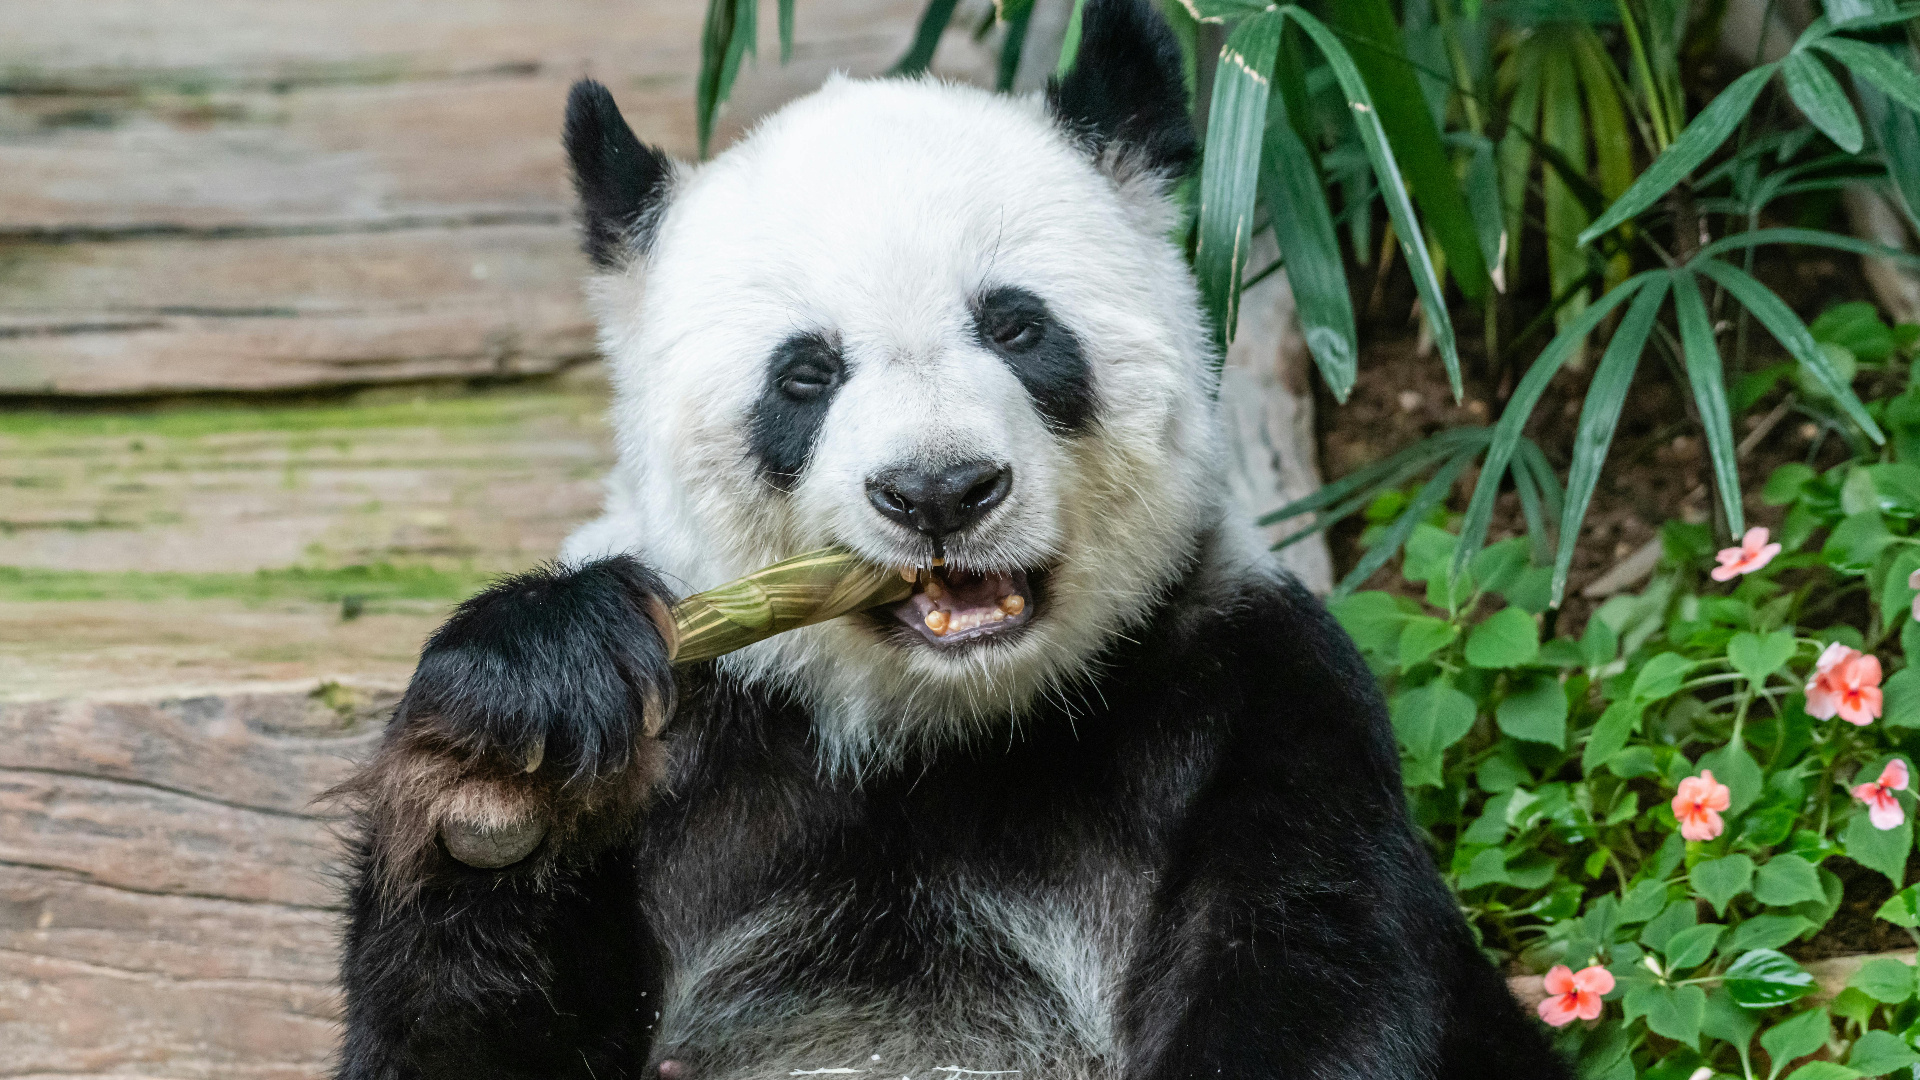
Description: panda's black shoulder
1120,546,1403,798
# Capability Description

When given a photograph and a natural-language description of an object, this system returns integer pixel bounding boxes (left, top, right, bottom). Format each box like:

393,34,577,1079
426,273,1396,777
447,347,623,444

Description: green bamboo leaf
1510,447,1550,564
1324,0,1491,301
1541,35,1592,335
695,0,758,157
1824,4,1920,31
891,0,960,74
1183,0,1277,21
1457,135,1506,286
777,0,794,62
1696,226,1920,267
1578,63,1778,247
1260,427,1489,525
1498,46,1544,287
1784,52,1865,153
1264,102,1358,400
1195,11,1284,347
1573,27,1633,203
1054,0,1088,77
995,0,1035,92
1817,36,1920,116
1869,53,1920,234
1552,275,1673,606
1696,259,1884,442
1334,451,1475,598
1452,273,1660,577
1671,270,1744,534
1519,438,1564,524
1280,6,1461,397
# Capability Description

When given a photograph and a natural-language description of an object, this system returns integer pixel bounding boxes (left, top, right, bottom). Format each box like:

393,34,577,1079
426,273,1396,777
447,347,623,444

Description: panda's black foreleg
332,557,678,1080
1120,784,1570,1079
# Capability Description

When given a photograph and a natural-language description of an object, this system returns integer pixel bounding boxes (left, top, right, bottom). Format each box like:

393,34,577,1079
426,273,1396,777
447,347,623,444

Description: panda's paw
345,556,677,885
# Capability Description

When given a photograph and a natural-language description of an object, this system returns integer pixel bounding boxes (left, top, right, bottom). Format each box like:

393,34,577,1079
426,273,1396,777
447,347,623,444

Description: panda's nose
865,461,1012,539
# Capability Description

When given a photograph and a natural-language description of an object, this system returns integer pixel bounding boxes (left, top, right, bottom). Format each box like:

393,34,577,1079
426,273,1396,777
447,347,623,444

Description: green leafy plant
1330,319,1920,1076
1281,6,1920,611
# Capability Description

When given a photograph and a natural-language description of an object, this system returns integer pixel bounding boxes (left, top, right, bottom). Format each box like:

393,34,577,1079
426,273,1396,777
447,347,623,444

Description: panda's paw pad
349,720,665,883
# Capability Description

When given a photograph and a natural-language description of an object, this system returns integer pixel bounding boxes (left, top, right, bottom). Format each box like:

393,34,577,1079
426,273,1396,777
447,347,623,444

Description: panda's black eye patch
972,286,1096,434
750,332,845,491
778,360,838,400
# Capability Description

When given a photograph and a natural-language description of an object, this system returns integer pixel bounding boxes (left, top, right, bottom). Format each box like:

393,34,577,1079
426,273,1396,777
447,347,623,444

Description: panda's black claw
340,555,678,890
400,555,678,779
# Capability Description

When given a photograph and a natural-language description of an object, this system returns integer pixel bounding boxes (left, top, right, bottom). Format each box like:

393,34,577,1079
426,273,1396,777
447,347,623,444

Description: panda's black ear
1046,0,1196,179
564,79,677,269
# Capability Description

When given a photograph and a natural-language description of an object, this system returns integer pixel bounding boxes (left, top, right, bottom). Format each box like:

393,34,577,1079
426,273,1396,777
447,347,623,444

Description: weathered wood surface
0,681,397,1080
0,374,612,574
0,0,999,395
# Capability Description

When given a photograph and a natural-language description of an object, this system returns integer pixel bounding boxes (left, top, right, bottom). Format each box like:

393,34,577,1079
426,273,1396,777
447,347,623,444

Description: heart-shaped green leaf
1728,629,1797,690
1763,1007,1833,1078
1466,607,1540,668
1692,854,1756,916
1754,854,1827,907
1496,672,1569,748
1848,957,1915,1004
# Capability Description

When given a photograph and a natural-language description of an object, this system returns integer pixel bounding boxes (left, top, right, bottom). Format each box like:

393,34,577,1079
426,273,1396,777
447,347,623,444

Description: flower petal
1542,965,1575,995
1884,759,1910,792
1571,966,1615,995
1537,994,1580,1027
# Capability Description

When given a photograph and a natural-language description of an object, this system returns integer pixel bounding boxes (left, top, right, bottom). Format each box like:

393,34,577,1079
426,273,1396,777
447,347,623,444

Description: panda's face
565,27,1219,763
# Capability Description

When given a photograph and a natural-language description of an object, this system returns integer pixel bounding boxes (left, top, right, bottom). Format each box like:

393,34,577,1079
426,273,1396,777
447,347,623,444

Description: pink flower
1853,759,1910,831
1712,527,1782,581
1537,964,1615,1027
1673,770,1732,842
1805,642,1883,725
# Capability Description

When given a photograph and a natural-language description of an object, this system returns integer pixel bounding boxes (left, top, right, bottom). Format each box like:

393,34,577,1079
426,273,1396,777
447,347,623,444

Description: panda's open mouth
887,565,1037,646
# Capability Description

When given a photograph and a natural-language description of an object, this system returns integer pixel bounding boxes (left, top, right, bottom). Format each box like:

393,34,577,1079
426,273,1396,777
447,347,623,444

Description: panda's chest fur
636,683,1197,1080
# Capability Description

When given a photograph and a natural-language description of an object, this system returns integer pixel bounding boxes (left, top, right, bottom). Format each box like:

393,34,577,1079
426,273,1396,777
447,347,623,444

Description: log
0,682,396,1080
1218,230,1335,593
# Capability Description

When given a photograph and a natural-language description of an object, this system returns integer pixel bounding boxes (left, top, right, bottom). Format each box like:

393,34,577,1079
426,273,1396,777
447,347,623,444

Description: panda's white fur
562,73,1232,774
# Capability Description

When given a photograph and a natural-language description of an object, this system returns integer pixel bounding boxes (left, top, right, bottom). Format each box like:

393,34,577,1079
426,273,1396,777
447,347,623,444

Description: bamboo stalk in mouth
665,546,916,665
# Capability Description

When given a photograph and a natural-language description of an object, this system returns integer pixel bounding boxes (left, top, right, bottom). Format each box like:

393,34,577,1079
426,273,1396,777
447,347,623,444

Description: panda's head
562,0,1235,767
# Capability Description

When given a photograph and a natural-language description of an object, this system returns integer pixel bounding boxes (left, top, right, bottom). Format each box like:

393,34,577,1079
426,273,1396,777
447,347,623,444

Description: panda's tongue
891,567,1031,644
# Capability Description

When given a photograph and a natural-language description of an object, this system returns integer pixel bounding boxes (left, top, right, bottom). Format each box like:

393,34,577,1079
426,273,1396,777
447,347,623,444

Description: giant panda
333,1,1572,1077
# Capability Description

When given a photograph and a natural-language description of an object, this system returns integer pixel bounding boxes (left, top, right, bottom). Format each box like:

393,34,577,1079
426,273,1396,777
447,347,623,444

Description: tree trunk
1218,231,1337,593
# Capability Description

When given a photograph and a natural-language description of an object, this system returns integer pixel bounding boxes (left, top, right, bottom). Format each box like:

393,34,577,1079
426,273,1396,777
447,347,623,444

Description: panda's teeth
999,594,1025,615
923,579,945,601
924,610,949,635
899,566,918,583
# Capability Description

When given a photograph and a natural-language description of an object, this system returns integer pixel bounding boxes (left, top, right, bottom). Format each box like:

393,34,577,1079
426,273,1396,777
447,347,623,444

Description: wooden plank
0,76,640,232
0,603,443,703
0,0,982,205
0,376,613,573
0,684,369,1080
1,947,339,1080
0,0,999,394
0,224,599,393
0,377,610,701
0,0,741,91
